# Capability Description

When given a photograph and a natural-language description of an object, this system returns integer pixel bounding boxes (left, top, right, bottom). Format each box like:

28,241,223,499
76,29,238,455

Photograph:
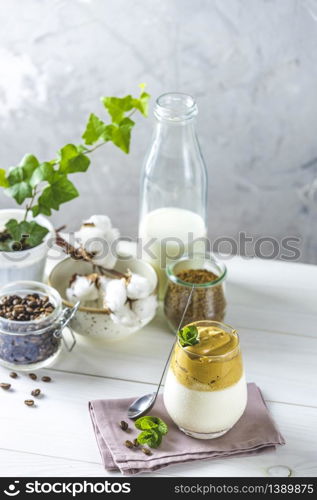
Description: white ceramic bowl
49,256,158,341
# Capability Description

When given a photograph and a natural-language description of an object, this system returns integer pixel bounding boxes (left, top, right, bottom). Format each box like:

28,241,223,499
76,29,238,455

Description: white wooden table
0,255,316,477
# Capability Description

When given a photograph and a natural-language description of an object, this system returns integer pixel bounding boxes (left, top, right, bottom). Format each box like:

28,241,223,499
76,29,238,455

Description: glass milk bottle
139,93,208,297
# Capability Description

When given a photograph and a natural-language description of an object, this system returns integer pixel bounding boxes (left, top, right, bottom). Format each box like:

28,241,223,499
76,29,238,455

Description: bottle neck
154,118,198,156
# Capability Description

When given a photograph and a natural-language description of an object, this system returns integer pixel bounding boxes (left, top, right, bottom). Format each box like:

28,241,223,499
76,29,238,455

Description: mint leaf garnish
178,325,199,347
137,429,162,449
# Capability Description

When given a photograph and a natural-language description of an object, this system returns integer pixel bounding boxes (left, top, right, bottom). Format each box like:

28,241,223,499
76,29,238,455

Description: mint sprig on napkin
135,416,168,449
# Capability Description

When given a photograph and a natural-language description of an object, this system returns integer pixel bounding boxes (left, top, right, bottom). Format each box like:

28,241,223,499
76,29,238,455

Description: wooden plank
0,367,316,477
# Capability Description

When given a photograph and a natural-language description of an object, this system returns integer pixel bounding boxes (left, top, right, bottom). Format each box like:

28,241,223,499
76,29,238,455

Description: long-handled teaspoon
127,285,195,419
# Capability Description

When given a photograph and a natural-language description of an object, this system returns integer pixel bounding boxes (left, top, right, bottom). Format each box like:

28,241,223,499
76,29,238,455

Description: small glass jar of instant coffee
0,281,77,371
164,253,227,332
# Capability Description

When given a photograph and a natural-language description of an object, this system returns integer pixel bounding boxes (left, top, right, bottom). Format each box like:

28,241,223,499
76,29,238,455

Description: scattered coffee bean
31,389,41,397
119,420,129,431
24,399,35,407
141,447,152,456
133,438,139,448
9,372,17,379
29,373,37,380
0,382,11,390
124,440,134,449
41,376,51,382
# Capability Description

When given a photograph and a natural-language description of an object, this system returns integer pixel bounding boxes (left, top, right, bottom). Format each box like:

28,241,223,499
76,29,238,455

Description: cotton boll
83,215,112,232
110,303,140,328
92,252,118,270
126,273,154,300
132,294,158,322
98,275,111,292
75,215,120,270
66,275,99,304
75,226,106,254
81,215,120,243
104,278,127,312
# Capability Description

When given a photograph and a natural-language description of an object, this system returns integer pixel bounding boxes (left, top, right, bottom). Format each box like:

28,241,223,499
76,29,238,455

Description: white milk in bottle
139,207,207,297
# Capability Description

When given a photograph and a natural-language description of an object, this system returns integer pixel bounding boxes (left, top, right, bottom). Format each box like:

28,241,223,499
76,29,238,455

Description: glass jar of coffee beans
0,281,73,370
164,253,227,331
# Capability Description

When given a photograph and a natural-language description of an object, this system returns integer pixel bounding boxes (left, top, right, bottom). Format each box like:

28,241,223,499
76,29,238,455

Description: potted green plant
0,85,150,286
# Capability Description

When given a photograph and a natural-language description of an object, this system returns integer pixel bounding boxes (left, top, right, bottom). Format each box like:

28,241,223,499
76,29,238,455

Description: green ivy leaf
132,91,150,117
137,429,162,449
111,117,135,154
0,169,8,188
32,175,78,216
100,124,115,142
135,416,168,435
178,325,199,347
58,144,90,174
19,154,40,179
6,178,32,205
30,162,54,188
5,154,41,204
82,113,107,145
5,219,49,249
101,95,134,124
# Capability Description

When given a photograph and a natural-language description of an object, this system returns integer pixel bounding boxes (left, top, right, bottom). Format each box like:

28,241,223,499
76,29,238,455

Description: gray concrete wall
0,0,317,263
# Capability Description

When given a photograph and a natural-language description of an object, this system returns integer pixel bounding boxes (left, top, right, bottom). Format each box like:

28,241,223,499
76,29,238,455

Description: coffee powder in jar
164,254,227,331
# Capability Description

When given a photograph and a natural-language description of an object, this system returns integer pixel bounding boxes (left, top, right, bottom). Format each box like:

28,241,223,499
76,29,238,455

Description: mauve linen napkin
89,383,285,475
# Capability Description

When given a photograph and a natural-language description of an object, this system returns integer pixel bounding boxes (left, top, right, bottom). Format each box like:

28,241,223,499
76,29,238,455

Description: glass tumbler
163,320,247,439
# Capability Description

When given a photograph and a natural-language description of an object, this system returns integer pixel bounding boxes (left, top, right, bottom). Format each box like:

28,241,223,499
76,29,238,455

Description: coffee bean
41,376,51,382
141,447,152,456
119,420,129,431
29,373,37,380
0,294,55,322
9,372,17,379
31,389,41,397
133,438,139,447
0,382,11,390
24,399,35,407
124,440,133,449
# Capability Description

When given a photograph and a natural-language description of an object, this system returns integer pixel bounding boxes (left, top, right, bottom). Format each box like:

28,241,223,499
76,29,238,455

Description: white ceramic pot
49,256,158,341
0,209,54,287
